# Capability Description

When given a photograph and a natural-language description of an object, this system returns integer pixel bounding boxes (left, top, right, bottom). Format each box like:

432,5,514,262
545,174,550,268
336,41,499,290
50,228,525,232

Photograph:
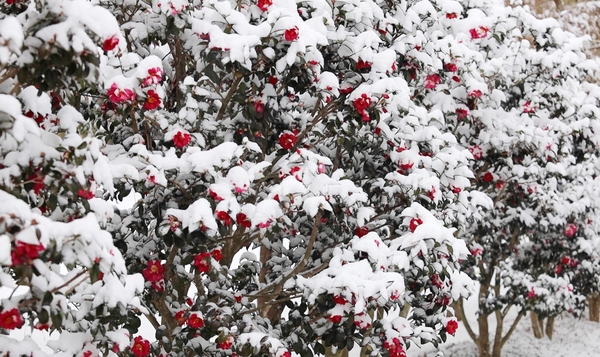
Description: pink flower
424,74,441,89
107,83,135,103
284,26,299,41
317,162,326,174
455,108,469,119
254,100,264,114
103,35,119,52
470,26,489,40
143,90,161,110
527,288,536,299
143,67,163,86
523,101,536,114
173,131,191,148
468,146,483,160
564,223,577,237
468,89,483,98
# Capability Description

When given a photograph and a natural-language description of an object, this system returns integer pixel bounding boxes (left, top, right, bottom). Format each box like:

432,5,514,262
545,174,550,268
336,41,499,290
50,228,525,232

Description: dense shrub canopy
1,1,599,357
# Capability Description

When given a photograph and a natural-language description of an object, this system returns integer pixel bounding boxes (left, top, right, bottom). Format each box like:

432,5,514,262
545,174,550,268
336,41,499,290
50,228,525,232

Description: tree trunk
588,294,600,322
530,312,543,339
476,313,492,357
545,317,555,340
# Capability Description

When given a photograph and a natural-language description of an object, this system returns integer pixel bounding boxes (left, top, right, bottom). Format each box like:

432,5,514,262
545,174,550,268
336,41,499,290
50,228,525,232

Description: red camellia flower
257,0,272,11
284,26,299,41
431,274,443,288
383,337,406,357
143,90,161,110
210,249,222,262
328,315,342,324
564,223,578,237
468,145,483,160
279,132,297,150
173,131,191,148
446,12,458,19
353,93,372,115
451,186,461,194
482,172,494,183
254,100,264,113
216,210,232,225
78,189,95,200
217,336,234,350
409,217,423,233
469,26,489,39
193,252,211,274
102,35,119,52
236,212,252,228
528,288,536,299
143,67,163,86
333,295,348,305
188,313,205,328
424,74,441,89
446,320,459,335
495,181,505,189
174,310,187,325
11,241,44,266
0,308,24,330
468,89,483,98
268,76,278,86
107,83,135,103
142,260,165,283
399,161,414,171
356,59,372,71
523,101,536,114
355,226,369,237
131,336,150,357
444,63,458,72
455,108,468,119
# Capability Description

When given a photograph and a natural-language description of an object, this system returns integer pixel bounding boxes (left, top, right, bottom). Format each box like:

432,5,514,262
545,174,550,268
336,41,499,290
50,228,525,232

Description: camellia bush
1,1,600,357
0,0,488,356
425,1,600,357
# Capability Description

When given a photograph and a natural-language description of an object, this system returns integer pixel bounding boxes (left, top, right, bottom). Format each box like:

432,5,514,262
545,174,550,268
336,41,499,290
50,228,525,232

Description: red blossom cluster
11,241,44,266
173,131,191,148
446,320,459,335
284,27,299,41
383,337,406,357
352,93,372,122
131,336,151,357
279,132,297,150
0,309,24,330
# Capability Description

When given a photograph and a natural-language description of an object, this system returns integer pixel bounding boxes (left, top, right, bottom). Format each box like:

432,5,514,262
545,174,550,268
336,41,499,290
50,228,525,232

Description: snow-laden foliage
1,0,600,357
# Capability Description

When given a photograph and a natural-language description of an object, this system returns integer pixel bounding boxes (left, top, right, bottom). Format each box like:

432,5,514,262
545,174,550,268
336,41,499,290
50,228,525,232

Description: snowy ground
407,302,600,357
